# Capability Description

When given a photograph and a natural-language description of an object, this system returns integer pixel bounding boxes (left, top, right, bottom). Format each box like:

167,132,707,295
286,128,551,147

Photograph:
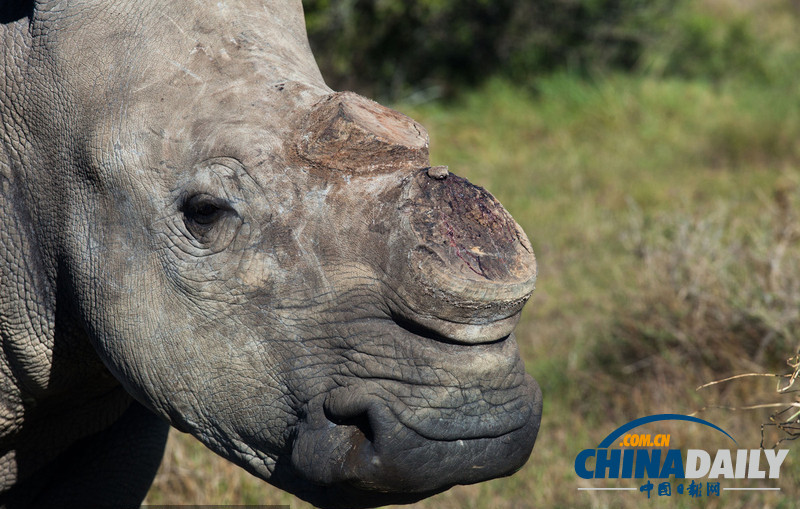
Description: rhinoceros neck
1,14,55,405
0,181,130,489
1,20,129,488
0,163,128,433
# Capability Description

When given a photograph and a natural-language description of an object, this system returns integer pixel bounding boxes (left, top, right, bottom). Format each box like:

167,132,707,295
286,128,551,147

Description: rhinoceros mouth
276,324,542,509
283,378,540,508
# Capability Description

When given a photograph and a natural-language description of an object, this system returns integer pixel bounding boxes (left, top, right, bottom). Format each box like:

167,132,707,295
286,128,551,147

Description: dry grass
144,430,298,507
601,182,800,388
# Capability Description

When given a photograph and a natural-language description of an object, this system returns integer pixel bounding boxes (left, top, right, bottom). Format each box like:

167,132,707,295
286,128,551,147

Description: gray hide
0,1,542,507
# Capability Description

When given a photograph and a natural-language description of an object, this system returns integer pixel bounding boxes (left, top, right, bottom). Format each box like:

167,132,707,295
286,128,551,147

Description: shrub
302,0,678,99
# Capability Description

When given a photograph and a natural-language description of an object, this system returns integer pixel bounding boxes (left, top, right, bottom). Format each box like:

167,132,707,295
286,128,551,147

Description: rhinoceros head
13,1,541,506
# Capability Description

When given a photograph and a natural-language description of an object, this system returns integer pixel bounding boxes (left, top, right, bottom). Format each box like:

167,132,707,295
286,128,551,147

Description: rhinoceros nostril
323,387,380,443
324,403,375,445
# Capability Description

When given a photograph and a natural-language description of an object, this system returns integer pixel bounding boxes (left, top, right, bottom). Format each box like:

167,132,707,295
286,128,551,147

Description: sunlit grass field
145,1,800,507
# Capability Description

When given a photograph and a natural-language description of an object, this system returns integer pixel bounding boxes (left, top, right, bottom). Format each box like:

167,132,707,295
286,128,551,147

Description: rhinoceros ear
0,0,33,24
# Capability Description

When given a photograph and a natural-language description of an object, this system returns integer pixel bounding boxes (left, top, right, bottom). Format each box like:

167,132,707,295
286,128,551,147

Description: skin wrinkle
1,1,540,506
339,365,471,392
328,322,530,434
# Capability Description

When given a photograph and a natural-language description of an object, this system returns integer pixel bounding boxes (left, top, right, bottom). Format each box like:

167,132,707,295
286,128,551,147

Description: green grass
145,1,800,507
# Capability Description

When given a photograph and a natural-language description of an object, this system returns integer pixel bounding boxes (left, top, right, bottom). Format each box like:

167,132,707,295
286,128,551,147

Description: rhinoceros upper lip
323,376,533,443
324,320,535,442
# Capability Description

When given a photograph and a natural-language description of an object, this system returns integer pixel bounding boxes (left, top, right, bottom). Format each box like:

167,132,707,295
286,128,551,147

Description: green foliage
304,0,800,98
302,0,678,99
643,8,777,84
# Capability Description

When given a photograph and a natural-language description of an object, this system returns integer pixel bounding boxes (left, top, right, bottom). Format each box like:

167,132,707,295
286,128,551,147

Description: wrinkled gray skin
0,1,542,508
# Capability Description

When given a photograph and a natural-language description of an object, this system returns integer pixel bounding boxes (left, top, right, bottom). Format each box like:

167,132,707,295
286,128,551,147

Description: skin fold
0,1,542,507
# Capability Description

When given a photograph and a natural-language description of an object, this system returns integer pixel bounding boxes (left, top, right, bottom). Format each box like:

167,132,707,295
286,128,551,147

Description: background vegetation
146,0,800,506
302,0,680,100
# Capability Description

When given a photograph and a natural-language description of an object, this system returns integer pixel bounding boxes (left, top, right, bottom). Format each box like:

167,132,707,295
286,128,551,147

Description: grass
145,1,800,507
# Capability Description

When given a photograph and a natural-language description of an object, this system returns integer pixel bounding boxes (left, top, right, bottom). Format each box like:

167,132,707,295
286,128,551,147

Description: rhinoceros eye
181,194,234,238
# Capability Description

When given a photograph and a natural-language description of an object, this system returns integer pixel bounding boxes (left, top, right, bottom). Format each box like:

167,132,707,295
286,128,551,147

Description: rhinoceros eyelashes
181,193,236,240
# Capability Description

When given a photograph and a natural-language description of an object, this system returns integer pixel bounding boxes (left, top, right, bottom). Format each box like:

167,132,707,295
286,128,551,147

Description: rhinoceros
0,1,541,507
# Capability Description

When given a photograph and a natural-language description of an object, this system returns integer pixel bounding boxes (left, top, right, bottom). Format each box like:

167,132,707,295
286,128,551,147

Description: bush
302,0,678,99
644,10,772,83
